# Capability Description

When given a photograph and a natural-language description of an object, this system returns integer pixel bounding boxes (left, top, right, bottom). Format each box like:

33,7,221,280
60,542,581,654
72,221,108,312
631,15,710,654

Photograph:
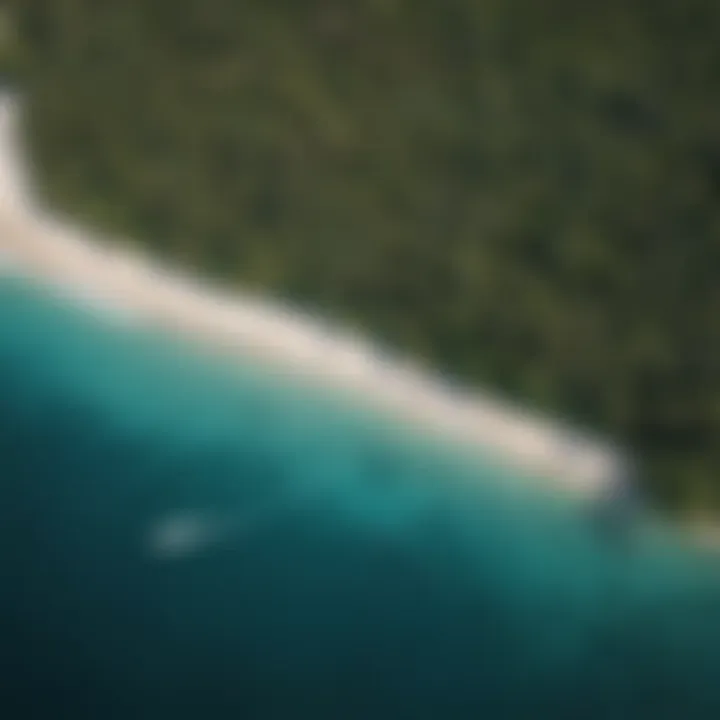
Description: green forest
3,0,720,516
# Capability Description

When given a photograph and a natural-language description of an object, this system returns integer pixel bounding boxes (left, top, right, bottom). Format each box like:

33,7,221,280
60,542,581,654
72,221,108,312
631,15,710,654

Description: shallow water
1,277,719,719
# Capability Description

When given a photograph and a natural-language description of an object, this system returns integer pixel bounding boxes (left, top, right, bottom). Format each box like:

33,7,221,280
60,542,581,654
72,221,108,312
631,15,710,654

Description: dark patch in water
2,280,720,719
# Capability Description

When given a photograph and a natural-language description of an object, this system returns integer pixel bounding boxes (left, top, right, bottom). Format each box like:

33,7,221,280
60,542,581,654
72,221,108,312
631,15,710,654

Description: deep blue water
1,277,720,719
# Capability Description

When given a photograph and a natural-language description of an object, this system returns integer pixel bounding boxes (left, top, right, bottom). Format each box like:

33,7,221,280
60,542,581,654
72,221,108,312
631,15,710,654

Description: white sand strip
0,93,624,496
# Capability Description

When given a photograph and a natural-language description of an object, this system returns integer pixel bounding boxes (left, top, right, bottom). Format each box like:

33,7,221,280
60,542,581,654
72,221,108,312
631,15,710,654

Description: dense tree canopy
3,0,720,514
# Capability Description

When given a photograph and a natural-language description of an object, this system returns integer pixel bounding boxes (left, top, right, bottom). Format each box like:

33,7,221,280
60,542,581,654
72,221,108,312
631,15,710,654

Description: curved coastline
0,93,623,497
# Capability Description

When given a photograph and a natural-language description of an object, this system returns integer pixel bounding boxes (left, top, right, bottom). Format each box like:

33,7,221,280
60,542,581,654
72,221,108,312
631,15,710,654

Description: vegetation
4,0,720,514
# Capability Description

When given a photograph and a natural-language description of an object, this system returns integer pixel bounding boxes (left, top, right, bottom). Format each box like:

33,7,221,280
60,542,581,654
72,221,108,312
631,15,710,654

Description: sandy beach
0,93,623,497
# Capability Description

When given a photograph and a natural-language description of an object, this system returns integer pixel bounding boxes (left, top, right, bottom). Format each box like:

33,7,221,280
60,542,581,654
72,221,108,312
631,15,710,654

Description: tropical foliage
4,0,720,514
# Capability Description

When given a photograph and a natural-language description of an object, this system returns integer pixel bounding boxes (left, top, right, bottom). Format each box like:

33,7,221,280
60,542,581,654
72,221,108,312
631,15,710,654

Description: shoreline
0,93,622,497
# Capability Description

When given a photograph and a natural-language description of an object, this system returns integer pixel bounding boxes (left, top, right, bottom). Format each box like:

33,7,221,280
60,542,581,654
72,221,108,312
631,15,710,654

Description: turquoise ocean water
1,276,720,719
